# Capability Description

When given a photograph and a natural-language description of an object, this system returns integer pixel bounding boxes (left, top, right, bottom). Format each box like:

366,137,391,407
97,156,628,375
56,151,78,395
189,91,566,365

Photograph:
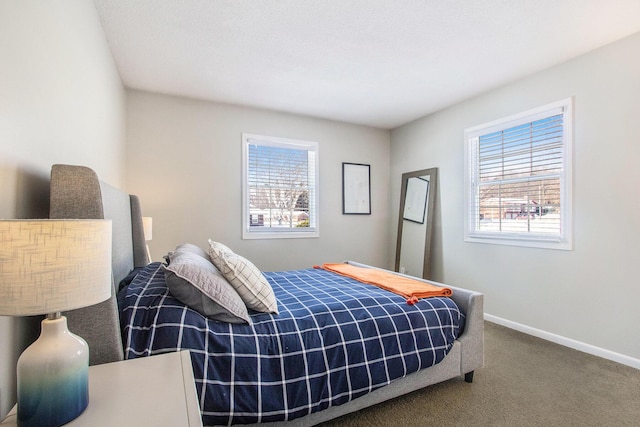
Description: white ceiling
94,0,640,129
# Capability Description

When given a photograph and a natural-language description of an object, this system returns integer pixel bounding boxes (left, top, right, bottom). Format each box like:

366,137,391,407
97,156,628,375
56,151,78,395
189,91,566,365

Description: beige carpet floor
320,322,640,426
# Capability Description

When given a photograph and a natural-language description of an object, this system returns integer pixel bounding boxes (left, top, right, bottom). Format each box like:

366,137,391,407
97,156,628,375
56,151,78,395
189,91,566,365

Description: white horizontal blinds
247,138,316,232
474,111,564,237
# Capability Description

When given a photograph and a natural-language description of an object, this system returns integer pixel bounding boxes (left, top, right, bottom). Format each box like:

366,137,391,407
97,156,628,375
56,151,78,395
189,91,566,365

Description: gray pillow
162,250,251,324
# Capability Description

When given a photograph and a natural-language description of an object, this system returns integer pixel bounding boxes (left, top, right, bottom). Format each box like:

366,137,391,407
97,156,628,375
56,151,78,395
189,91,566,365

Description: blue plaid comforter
120,262,464,426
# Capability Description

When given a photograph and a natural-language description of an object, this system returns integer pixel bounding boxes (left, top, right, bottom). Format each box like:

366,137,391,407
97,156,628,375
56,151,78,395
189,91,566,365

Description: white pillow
208,240,278,314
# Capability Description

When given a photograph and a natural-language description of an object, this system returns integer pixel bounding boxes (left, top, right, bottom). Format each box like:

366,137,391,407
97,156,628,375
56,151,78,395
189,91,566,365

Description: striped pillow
208,240,278,314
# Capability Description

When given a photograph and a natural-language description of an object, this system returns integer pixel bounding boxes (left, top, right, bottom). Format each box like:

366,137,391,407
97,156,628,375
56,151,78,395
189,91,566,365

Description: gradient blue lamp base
17,316,89,427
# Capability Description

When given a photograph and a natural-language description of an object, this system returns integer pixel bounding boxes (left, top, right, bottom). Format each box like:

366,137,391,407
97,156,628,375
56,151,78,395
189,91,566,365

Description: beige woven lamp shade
0,219,112,316
142,216,153,241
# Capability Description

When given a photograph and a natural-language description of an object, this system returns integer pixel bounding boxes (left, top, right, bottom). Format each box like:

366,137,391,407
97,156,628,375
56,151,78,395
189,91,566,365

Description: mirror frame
395,167,438,279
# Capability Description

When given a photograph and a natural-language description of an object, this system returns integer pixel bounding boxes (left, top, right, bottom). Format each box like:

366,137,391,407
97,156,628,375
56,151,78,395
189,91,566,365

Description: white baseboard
484,313,640,370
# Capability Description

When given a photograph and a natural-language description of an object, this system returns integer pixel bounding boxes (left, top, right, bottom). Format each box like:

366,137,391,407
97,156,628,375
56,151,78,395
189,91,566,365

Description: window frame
242,133,319,240
463,98,573,250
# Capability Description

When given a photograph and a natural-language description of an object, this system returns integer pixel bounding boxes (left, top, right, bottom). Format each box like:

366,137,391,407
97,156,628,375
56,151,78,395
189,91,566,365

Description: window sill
242,229,319,240
464,234,572,250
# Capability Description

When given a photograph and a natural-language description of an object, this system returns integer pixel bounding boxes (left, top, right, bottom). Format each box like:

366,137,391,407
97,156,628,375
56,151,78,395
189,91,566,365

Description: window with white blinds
242,133,319,239
464,98,573,250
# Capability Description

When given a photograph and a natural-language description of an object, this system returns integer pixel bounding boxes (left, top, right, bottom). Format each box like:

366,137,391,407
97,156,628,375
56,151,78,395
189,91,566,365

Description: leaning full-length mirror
395,168,438,279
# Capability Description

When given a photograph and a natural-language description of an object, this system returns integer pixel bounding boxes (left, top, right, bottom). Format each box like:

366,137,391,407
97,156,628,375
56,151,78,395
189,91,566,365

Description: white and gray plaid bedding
120,262,465,426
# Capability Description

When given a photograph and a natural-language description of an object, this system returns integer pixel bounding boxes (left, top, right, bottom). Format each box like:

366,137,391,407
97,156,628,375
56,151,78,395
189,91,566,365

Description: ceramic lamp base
17,316,89,427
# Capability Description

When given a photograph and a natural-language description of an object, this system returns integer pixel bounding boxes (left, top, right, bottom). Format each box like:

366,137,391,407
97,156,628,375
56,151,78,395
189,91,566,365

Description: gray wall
126,91,391,272
0,1,125,418
390,32,640,362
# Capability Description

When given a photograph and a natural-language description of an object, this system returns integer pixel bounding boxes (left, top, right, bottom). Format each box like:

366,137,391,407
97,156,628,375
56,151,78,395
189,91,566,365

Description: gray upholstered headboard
49,164,148,365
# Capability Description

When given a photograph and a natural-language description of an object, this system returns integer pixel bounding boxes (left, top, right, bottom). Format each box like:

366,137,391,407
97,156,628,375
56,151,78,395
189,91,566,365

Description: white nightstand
1,351,202,427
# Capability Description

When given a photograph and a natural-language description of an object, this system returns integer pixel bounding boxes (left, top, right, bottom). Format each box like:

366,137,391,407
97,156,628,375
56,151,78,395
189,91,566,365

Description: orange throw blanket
317,263,452,304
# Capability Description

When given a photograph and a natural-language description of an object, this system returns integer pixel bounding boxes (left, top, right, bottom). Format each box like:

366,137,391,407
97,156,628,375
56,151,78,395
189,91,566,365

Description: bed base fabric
49,164,150,365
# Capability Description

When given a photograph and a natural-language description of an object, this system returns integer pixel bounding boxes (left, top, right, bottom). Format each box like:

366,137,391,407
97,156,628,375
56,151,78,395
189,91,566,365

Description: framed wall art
342,162,371,215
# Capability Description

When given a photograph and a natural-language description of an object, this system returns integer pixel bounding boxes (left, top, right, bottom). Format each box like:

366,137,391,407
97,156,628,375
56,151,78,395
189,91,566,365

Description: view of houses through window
242,134,318,239
476,114,563,235
465,98,572,249
248,144,311,228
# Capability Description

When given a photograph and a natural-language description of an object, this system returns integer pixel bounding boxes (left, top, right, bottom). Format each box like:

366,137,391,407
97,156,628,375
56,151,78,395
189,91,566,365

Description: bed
49,164,484,427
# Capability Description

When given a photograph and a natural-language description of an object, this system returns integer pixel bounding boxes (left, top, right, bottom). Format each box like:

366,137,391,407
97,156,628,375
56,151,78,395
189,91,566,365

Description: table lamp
0,220,112,427
142,216,152,262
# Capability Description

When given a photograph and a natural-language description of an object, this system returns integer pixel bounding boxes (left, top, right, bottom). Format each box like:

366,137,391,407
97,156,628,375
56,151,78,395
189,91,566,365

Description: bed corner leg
464,371,474,383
